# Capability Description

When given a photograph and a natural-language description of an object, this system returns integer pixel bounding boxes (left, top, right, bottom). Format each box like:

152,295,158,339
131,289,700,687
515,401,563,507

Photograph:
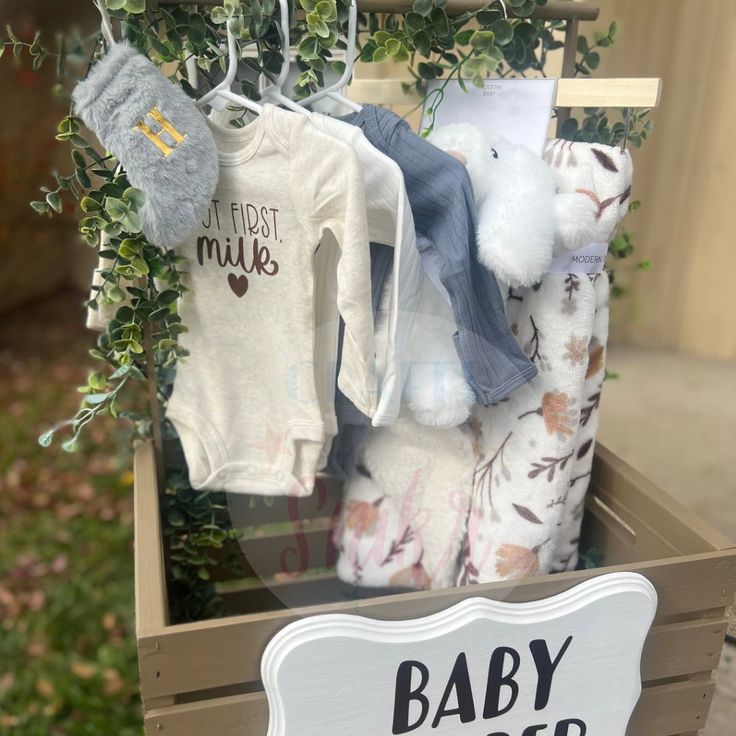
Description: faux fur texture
458,140,632,586
73,42,218,248
550,273,610,572
429,124,558,287
545,139,634,253
334,417,477,590
541,141,634,573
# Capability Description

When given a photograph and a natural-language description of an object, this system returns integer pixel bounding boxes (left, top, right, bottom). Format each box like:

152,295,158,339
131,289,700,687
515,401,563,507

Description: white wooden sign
262,573,657,736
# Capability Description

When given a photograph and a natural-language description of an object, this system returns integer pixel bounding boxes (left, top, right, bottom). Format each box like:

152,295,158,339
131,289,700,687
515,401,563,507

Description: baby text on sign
392,636,585,735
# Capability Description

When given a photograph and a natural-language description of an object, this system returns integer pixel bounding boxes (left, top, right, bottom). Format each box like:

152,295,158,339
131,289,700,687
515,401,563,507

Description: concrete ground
598,344,736,735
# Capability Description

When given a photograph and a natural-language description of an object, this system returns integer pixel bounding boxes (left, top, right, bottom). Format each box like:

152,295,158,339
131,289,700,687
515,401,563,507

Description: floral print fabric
458,274,601,584
550,272,610,572
334,417,476,590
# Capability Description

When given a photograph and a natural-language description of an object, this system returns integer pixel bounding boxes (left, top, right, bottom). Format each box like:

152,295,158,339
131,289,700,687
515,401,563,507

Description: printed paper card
421,78,558,156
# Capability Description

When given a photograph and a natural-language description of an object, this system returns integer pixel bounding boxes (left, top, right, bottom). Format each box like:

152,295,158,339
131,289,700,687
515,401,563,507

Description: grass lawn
0,292,142,735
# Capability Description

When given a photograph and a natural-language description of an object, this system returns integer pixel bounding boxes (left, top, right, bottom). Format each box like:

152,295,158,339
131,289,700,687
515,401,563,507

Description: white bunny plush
429,124,597,287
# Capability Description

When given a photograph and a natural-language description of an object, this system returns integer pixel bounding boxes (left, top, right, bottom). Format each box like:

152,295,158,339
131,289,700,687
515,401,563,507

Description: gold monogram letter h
134,107,186,158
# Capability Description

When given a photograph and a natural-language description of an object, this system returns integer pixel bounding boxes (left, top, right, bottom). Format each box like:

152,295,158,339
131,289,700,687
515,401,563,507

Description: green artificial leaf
315,0,336,21
131,256,150,276
559,117,579,140
211,7,229,24
491,18,513,46
372,47,388,63
107,285,125,303
76,169,92,189
385,38,402,56
30,201,49,214
167,509,186,528
374,30,392,46
88,372,107,390
430,8,449,37
454,29,474,46
38,429,55,448
158,289,180,305
470,30,495,51
123,187,146,209
105,0,127,9
413,0,433,18
312,20,330,38
413,30,431,56
46,191,62,213
405,12,425,32
105,197,128,220
103,221,123,236
118,239,141,261
123,0,146,14
84,393,111,406
120,211,143,234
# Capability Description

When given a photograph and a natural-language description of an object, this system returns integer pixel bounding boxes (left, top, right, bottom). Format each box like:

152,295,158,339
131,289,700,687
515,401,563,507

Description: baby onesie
325,104,537,478
166,104,376,495
308,114,421,470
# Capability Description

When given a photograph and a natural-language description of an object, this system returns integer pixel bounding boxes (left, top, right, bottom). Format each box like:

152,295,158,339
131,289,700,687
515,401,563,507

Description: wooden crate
133,440,736,736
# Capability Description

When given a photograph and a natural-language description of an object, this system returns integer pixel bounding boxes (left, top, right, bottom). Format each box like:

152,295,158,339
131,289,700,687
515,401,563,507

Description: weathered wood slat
138,613,728,701
346,77,663,109
628,679,715,735
593,445,734,554
138,551,736,699
210,526,336,581
134,440,169,636
134,440,175,710
640,618,727,681
143,678,714,736
225,477,342,527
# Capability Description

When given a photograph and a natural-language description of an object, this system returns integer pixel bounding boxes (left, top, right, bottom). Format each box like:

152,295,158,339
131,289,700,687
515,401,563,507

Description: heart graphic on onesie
227,273,249,297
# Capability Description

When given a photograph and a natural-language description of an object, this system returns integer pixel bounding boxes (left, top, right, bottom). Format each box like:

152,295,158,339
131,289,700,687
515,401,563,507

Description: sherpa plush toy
73,43,218,248
429,123,597,287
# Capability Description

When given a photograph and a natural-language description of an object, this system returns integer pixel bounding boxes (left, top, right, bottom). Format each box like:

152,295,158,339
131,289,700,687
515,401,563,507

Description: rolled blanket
334,417,477,590
459,139,633,584
550,272,611,571
458,274,599,583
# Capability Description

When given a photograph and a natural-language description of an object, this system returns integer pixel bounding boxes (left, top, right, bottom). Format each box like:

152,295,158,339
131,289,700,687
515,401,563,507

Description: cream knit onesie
167,104,376,495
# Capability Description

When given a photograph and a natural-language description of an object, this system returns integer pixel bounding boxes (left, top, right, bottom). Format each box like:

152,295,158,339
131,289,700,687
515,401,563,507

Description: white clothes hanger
195,19,263,115
260,0,311,116
93,0,117,47
299,0,361,112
